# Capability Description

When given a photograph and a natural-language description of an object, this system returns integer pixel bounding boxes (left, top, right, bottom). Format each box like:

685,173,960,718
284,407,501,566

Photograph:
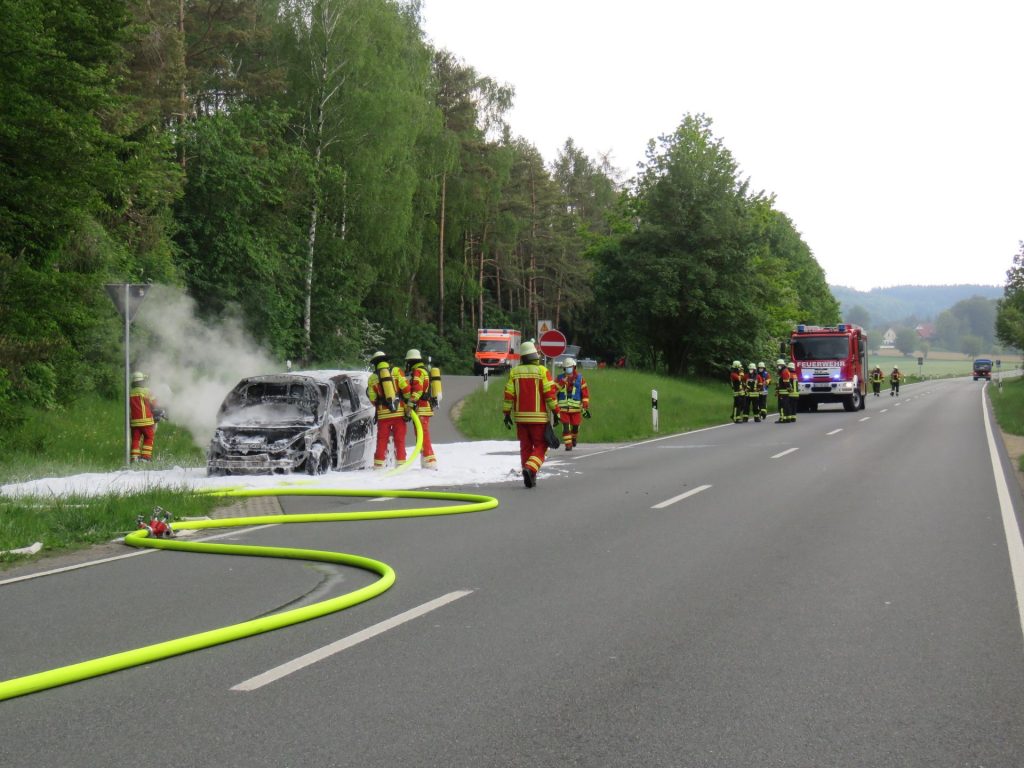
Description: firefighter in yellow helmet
871,365,885,396
502,340,560,487
367,351,411,469
129,371,162,462
404,349,438,469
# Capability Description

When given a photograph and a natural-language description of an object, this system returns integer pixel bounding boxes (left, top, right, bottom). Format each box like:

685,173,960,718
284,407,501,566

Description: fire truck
474,328,521,375
784,323,869,412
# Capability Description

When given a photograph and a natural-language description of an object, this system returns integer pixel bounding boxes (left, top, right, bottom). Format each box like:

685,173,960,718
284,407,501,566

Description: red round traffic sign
538,329,567,358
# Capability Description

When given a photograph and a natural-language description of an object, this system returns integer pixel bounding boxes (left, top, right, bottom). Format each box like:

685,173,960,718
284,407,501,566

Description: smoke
132,284,281,448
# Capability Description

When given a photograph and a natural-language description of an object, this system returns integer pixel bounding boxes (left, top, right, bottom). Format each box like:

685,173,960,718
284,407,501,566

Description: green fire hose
0,413,499,702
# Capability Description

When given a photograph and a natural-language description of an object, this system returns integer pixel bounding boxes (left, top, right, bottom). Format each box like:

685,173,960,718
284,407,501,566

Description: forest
0,0,840,431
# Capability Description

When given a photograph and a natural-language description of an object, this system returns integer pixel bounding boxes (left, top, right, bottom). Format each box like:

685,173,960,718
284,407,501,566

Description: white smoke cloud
131,285,282,448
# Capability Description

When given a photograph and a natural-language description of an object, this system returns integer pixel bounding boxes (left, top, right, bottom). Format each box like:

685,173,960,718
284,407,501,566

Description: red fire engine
785,323,869,412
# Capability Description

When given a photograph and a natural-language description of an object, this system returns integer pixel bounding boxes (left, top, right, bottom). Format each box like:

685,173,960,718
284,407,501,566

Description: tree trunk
438,172,447,336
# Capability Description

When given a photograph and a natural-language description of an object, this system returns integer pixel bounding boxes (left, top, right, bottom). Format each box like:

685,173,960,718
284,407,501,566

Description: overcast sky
419,0,1023,292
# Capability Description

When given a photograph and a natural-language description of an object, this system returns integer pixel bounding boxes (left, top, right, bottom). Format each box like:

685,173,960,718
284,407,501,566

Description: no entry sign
538,329,567,358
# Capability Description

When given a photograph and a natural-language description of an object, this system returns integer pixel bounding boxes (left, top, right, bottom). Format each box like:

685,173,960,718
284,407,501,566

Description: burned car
207,370,375,476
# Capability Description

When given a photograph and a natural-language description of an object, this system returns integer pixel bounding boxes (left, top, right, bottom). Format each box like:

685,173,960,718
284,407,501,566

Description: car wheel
306,443,331,475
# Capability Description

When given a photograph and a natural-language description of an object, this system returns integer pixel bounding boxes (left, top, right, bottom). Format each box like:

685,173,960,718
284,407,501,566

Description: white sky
419,0,1024,292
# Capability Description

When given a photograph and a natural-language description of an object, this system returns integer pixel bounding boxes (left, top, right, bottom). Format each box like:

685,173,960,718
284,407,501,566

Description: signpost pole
123,284,131,466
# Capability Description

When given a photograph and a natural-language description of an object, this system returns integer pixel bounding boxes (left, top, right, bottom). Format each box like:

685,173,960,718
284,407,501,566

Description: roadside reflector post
483,366,490,392
652,389,659,433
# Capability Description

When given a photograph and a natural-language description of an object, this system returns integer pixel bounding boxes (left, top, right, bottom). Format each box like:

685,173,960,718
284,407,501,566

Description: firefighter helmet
788,362,796,370
732,360,741,368
405,349,422,362
894,366,899,371
757,361,765,369
369,351,387,365
561,357,576,369
131,371,147,383
776,358,785,367
519,341,539,359
748,363,756,371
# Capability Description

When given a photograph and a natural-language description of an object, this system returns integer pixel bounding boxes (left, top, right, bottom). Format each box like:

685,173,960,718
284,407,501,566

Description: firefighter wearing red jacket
367,351,410,469
404,349,438,470
775,359,793,423
503,341,560,488
555,357,590,451
129,371,159,462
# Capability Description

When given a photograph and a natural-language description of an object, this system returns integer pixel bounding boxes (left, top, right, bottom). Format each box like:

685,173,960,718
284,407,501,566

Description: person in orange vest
129,371,160,462
503,341,560,488
730,360,746,423
775,359,794,423
404,348,438,470
555,357,590,451
890,366,903,397
756,361,771,421
871,365,885,396
367,351,410,469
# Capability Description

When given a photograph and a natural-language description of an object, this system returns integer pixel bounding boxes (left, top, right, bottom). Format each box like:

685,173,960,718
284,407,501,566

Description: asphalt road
2,376,1024,767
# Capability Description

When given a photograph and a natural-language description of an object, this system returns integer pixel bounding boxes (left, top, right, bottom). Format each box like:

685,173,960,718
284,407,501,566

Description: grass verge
0,392,216,569
989,376,1024,470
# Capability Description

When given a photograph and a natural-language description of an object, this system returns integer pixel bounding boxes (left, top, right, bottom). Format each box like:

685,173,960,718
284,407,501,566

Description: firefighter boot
522,467,536,488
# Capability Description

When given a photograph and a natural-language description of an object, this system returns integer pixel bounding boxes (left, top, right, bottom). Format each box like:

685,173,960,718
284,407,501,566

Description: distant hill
831,284,1003,324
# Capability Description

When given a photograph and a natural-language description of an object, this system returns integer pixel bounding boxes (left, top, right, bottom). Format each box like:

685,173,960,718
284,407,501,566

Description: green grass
456,368,731,441
0,393,221,568
990,375,1024,438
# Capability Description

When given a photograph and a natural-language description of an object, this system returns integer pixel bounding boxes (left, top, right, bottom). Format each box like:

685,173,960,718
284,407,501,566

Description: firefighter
871,365,885,396
404,349,438,469
555,357,591,451
756,361,771,422
367,351,411,469
129,371,160,462
785,361,799,422
502,341,560,488
890,366,902,397
774,359,791,423
730,361,746,423
745,363,761,422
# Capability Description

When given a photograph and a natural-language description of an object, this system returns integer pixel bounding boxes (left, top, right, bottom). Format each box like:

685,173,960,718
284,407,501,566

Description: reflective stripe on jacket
503,363,558,423
555,372,589,411
406,363,433,416
130,387,156,427
368,366,410,420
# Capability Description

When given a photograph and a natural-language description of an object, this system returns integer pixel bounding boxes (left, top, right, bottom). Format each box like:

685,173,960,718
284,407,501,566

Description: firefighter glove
583,408,591,419
503,413,513,430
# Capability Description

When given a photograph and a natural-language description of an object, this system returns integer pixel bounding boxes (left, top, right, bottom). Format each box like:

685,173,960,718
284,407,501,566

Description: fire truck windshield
792,337,850,361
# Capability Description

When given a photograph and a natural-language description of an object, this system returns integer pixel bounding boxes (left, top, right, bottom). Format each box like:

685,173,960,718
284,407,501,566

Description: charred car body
207,370,375,476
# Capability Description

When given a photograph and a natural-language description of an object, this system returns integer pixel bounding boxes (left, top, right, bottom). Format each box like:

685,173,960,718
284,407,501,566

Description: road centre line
231,590,473,692
859,417,870,422
771,448,799,459
826,428,843,435
651,484,712,510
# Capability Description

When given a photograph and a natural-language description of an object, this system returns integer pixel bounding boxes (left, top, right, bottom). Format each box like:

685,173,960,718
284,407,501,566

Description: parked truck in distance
785,323,868,412
973,358,993,380
474,328,522,375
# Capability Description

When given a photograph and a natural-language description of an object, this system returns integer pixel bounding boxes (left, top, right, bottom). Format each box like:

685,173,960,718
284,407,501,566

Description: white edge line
826,428,843,435
651,484,712,510
0,524,280,586
771,447,799,459
232,590,474,692
981,383,1024,646
859,417,870,422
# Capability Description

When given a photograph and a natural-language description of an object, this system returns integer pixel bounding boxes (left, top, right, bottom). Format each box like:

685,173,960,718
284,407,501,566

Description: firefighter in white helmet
730,360,746,423
367,351,411,469
890,365,902,397
404,348,438,469
555,357,590,451
129,372,161,462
